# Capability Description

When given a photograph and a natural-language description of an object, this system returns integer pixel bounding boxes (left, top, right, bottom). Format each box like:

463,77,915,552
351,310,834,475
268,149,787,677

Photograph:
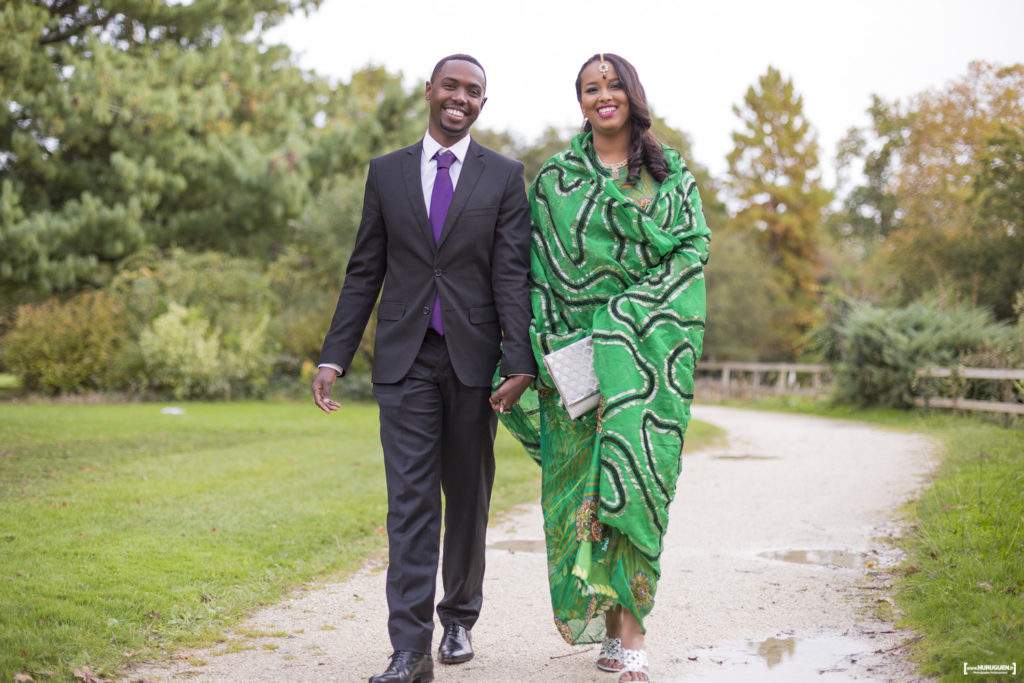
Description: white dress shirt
420,131,471,214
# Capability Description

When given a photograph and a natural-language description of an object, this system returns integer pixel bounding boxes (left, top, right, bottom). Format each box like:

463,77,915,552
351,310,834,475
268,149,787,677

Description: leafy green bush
0,290,130,394
139,304,221,398
139,303,271,399
111,249,277,334
108,249,277,397
817,297,1015,407
956,290,1024,402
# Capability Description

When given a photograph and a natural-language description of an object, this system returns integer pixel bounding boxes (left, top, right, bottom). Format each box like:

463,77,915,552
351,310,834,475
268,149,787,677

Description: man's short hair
430,54,487,89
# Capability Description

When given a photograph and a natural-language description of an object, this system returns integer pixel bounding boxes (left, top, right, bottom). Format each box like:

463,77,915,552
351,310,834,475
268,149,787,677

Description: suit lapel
401,142,434,248
439,140,486,249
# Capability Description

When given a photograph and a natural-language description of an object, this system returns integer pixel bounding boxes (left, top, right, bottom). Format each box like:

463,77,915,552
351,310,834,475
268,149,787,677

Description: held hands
489,375,532,414
311,367,342,413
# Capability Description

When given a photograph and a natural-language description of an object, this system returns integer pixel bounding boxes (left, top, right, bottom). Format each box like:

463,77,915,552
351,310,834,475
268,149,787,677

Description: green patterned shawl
500,131,710,564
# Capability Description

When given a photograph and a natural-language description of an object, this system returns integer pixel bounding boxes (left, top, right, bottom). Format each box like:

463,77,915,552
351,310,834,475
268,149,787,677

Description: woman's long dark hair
575,53,669,185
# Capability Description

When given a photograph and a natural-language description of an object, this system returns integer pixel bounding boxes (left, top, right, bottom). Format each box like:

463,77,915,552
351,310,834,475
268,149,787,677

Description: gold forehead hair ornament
598,53,609,79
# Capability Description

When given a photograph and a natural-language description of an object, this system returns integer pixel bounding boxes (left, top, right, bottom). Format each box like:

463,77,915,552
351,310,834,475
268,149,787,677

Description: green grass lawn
0,401,721,682
727,397,1023,682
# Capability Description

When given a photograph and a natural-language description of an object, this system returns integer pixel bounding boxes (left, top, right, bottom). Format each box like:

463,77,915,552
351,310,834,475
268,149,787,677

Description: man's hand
489,375,532,414
312,367,342,413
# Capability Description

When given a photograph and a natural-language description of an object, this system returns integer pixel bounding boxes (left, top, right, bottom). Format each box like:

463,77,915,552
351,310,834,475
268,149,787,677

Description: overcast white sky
266,0,1024,184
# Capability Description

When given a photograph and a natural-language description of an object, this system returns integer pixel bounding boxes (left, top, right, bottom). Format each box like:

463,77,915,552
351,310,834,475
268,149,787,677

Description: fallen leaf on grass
15,674,33,682
976,582,993,591
121,650,144,658
170,653,190,660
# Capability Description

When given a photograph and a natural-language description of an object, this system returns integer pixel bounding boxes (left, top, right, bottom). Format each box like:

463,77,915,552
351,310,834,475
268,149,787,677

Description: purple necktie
429,151,454,335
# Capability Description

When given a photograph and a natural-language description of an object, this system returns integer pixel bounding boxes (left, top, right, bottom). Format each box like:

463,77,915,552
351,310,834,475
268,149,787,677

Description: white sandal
617,648,650,682
597,636,623,672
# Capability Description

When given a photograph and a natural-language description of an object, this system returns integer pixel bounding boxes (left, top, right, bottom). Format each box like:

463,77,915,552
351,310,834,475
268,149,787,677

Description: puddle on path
488,539,547,554
712,454,781,461
759,549,868,569
683,634,874,681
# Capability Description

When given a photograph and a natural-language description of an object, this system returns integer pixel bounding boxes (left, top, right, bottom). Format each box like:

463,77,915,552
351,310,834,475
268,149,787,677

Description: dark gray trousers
372,330,497,653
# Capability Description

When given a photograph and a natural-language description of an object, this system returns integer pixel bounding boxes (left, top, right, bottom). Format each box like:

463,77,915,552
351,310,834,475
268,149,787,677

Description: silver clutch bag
542,336,601,419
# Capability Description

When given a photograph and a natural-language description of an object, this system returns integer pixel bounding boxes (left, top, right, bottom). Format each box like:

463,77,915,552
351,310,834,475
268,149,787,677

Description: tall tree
859,62,1024,319
968,120,1024,319
0,1,343,294
726,66,832,356
834,95,907,244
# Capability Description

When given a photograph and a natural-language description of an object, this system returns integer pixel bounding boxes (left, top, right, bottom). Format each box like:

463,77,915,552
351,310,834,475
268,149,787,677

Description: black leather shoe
437,623,473,664
368,650,433,683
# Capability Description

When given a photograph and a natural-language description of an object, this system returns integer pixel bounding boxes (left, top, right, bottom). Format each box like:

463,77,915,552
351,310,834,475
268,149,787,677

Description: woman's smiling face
578,61,630,138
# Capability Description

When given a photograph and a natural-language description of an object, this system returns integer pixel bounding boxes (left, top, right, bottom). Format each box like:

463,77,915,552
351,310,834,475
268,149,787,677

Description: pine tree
0,1,421,296
726,66,831,356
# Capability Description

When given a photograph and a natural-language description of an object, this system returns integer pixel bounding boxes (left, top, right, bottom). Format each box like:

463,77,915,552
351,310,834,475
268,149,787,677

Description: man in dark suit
312,54,534,683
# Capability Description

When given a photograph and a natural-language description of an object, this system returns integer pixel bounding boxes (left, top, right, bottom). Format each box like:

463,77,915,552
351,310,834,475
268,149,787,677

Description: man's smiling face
425,59,487,146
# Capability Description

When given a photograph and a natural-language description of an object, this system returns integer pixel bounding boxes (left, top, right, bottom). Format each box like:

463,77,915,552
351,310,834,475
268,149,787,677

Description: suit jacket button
434,269,442,277
423,307,430,315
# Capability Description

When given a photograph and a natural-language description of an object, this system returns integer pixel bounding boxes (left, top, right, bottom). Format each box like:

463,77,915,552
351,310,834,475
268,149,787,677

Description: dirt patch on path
123,406,938,682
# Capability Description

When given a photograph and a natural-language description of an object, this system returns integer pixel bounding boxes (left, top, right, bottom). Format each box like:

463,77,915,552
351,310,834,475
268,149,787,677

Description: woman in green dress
491,53,710,682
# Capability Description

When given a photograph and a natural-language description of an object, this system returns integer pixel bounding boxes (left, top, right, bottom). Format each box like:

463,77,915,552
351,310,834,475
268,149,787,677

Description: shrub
139,303,271,399
111,249,277,334
818,297,1015,408
139,304,223,399
1,290,130,394
109,249,277,397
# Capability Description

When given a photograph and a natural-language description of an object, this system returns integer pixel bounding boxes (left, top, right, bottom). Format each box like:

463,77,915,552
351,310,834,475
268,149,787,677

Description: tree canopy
0,0,425,295
835,62,1024,320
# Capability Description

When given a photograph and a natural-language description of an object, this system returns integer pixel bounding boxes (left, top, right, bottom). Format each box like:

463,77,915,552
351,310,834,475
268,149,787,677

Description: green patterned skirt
538,390,658,645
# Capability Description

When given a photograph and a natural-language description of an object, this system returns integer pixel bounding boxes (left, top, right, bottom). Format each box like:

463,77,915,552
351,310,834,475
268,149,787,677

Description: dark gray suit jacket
319,139,536,387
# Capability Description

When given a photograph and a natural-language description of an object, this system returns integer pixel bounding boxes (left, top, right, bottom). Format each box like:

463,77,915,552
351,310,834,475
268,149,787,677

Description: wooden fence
695,362,1023,419
914,366,1024,417
695,362,833,400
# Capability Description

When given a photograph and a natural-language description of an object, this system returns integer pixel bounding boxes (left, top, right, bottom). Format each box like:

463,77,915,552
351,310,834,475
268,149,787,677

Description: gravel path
122,405,938,682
